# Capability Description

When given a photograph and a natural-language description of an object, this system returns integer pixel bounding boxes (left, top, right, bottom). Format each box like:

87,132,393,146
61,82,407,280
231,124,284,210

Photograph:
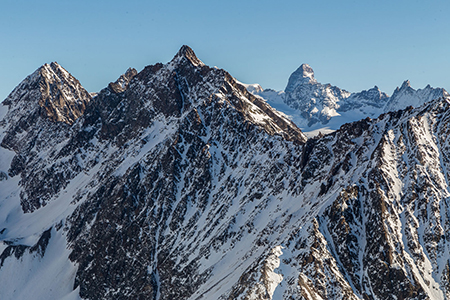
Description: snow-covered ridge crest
229,78,307,143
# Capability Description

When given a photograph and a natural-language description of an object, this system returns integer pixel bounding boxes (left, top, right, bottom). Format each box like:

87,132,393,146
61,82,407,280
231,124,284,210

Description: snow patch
265,246,284,299
0,228,80,300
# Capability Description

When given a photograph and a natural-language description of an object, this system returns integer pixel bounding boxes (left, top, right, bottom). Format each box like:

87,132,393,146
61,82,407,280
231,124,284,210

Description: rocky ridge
251,64,449,134
386,79,449,112
2,62,91,126
283,63,390,126
0,46,449,300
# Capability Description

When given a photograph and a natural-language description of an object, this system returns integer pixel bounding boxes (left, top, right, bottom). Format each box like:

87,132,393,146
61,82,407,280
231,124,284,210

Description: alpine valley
1,46,450,300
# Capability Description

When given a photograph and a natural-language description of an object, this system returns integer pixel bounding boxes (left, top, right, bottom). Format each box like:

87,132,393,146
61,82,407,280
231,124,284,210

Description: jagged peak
120,49,306,144
170,45,205,67
285,63,317,93
39,62,73,82
400,80,411,89
2,61,91,126
289,63,315,83
392,80,414,96
8,62,70,88
369,85,387,95
358,85,389,99
109,67,138,93
297,63,315,81
41,61,62,71
124,67,137,78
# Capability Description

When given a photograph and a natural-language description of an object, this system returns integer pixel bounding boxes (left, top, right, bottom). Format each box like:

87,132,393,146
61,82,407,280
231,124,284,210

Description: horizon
1,0,449,101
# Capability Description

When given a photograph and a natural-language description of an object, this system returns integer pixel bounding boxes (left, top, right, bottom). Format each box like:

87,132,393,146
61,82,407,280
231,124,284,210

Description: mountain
1,46,450,300
385,80,449,112
251,64,449,136
283,64,389,127
108,67,138,94
2,62,91,126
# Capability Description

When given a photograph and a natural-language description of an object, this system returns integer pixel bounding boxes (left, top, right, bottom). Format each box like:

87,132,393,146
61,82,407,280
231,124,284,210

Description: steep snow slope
0,63,89,300
1,46,450,300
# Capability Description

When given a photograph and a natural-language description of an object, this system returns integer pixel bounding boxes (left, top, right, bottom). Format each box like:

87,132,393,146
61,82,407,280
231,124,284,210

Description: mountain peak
40,62,71,81
2,62,91,126
171,45,204,67
385,80,448,113
298,63,315,81
285,63,317,94
109,67,138,93
400,80,411,89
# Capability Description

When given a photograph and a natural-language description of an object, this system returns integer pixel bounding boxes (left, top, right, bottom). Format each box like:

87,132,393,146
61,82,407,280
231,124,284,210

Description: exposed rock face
0,62,91,155
108,67,138,93
253,64,448,134
0,46,450,300
65,45,306,300
385,79,449,112
338,85,388,111
0,62,91,212
284,64,351,126
285,64,317,91
283,64,390,127
2,62,91,126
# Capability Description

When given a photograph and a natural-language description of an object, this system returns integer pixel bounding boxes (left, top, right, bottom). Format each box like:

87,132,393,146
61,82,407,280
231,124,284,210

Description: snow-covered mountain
1,46,450,300
284,64,390,127
251,64,449,136
386,79,449,112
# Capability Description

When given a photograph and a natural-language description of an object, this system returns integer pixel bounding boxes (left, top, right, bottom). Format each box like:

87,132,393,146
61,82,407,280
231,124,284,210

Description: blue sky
1,0,449,101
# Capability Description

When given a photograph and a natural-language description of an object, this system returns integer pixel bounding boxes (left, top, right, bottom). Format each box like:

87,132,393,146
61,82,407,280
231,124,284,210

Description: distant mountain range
1,46,450,300
246,63,449,136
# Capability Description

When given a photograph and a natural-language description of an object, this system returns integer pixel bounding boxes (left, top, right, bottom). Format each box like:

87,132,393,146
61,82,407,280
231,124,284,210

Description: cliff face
253,64,449,137
0,46,449,300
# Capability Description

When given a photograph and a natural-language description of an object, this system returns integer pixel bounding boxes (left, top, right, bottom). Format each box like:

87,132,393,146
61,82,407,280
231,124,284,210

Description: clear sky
1,0,449,101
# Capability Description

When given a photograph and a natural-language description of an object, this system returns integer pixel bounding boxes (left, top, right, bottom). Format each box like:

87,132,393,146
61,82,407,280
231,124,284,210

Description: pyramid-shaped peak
285,63,317,93
49,61,62,69
290,63,316,83
40,61,73,82
42,61,64,72
298,63,315,80
2,61,92,126
171,45,205,67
